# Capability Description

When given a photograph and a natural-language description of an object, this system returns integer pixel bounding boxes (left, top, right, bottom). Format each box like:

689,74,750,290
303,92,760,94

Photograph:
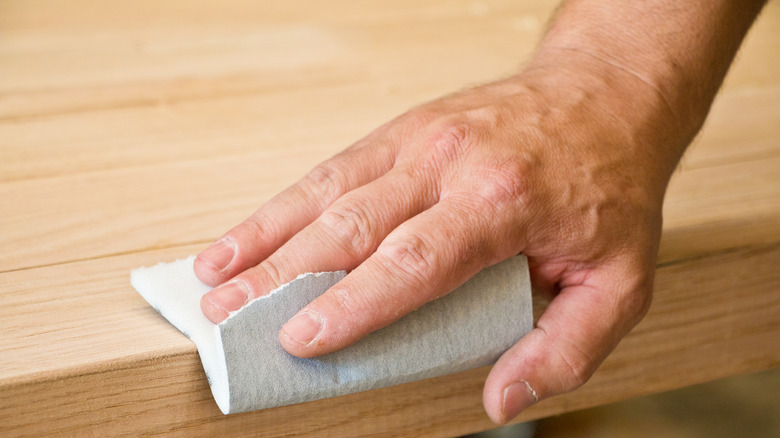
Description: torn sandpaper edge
131,255,532,414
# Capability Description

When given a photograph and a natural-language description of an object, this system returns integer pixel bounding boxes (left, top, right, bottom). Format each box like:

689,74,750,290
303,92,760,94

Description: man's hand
192,0,764,424
195,63,670,422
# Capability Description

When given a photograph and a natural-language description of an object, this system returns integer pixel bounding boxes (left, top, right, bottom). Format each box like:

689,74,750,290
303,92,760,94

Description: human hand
190,0,767,421
193,50,687,422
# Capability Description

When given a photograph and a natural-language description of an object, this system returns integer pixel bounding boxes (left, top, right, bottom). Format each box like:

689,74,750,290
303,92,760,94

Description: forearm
527,0,766,175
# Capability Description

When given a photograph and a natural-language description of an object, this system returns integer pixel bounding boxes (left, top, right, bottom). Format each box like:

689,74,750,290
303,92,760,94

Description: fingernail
281,311,322,345
502,381,538,422
208,281,250,312
198,238,236,272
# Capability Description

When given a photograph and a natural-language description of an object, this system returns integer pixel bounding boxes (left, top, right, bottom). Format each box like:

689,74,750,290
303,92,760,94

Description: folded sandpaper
131,255,532,414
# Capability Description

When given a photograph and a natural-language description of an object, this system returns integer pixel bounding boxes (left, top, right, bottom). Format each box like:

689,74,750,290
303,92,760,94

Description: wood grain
1,0,778,436
2,244,777,437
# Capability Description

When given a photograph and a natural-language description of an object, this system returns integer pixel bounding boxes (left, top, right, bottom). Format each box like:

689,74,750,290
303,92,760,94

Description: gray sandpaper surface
131,255,532,414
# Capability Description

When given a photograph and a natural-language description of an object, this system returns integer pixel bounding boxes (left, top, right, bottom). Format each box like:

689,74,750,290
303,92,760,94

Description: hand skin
194,0,766,424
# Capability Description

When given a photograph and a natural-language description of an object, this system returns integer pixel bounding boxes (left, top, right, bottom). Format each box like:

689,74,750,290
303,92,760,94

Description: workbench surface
2,1,778,436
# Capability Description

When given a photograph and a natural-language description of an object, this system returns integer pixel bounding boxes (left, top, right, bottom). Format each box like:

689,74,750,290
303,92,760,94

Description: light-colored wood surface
1,1,778,436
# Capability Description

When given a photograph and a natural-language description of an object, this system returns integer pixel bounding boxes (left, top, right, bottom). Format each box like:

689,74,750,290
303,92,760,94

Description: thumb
482,263,652,423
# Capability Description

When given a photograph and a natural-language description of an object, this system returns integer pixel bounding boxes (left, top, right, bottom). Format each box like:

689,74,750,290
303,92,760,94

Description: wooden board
1,0,778,436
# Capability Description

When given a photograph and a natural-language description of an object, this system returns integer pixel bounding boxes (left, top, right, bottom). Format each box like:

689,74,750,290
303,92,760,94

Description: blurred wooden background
1,1,778,436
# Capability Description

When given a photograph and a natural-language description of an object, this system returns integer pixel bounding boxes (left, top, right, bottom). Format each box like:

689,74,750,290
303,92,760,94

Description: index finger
194,141,397,286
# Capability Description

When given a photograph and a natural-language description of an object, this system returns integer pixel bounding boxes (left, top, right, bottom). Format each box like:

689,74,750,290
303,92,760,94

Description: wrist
519,50,689,185
523,0,767,176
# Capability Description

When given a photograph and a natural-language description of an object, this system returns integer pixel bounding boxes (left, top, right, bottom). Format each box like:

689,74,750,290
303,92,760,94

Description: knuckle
379,232,436,288
318,201,376,259
392,164,440,202
256,258,285,290
624,287,652,321
618,275,655,325
243,211,279,243
474,156,532,208
429,120,473,160
538,326,595,390
302,161,347,202
556,340,594,389
324,283,406,330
